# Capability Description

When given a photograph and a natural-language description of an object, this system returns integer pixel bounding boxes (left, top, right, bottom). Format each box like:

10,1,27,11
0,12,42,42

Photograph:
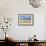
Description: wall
0,0,46,40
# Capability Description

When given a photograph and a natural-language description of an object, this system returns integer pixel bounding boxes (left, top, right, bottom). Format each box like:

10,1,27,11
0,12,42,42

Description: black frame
18,14,34,26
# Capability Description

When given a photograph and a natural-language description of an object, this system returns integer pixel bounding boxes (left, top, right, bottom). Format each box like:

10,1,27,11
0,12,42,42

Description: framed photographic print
18,14,34,26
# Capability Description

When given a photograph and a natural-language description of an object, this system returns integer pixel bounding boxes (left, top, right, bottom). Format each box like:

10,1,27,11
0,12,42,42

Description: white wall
0,0,46,40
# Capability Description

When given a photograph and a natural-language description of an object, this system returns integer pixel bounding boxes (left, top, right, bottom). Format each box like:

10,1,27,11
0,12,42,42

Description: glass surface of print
18,14,34,26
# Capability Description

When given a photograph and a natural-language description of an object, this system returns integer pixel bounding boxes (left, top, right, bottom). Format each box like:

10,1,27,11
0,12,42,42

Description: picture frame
18,14,34,26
